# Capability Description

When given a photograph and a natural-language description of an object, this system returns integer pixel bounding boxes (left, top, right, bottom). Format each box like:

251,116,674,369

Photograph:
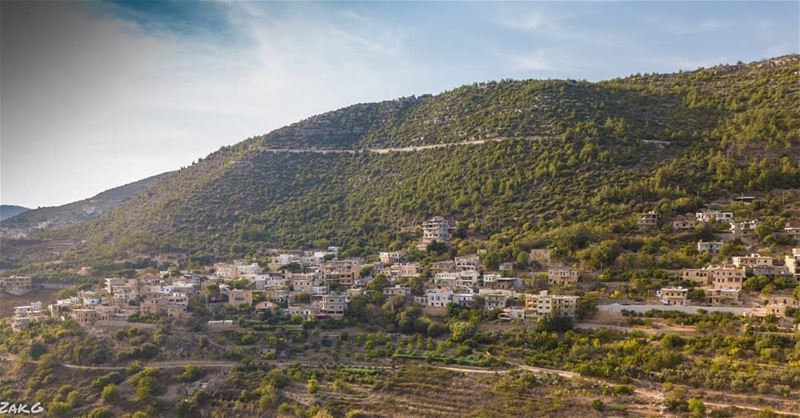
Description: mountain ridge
0,171,176,238
0,205,29,221
5,54,799,267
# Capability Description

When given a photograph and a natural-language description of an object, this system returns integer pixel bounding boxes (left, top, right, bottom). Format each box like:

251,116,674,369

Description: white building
656,287,688,305
379,251,403,265
785,248,800,275
455,255,481,272
419,216,452,249
730,220,759,236
426,288,454,308
696,210,734,222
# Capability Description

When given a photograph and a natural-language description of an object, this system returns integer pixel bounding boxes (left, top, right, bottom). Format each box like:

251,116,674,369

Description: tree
366,275,390,293
576,297,598,320
536,314,573,332
307,378,319,395
29,343,47,360
177,365,203,382
448,320,476,343
87,407,114,418
687,398,706,418
46,401,71,417
256,383,278,408
101,384,120,403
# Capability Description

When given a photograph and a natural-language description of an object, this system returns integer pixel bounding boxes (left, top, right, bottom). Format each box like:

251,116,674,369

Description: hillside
0,205,29,221
24,55,800,265
0,171,175,238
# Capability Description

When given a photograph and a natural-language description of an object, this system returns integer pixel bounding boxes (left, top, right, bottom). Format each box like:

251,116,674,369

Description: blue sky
1,1,798,207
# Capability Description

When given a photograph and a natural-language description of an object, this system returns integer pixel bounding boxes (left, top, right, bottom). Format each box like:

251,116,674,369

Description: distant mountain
0,205,29,221
0,171,175,237
27,55,800,263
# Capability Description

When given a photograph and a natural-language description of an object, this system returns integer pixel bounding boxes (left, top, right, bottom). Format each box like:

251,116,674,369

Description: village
5,205,800,336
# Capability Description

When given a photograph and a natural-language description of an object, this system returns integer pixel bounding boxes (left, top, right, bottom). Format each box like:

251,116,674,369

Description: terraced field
310,365,663,417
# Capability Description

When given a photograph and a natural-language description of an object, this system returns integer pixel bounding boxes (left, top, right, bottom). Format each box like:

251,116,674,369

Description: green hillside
32,55,800,265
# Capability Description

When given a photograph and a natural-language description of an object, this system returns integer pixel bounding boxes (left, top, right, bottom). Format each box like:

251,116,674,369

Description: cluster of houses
8,237,586,331
656,248,800,320
6,213,798,332
638,207,799,242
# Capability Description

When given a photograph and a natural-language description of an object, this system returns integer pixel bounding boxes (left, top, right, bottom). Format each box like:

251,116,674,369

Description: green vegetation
0,55,791,271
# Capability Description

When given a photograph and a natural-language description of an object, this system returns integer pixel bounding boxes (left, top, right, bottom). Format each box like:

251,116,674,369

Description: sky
1,1,798,208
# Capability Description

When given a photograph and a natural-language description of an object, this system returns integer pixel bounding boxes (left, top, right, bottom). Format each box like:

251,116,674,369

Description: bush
101,384,120,403
86,407,114,418
591,399,605,411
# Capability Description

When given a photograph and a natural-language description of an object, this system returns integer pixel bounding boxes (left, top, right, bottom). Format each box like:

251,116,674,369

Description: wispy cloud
649,17,729,35
500,49,557,71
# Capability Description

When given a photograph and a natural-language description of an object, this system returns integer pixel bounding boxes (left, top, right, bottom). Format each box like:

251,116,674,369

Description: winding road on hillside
257,135,554,155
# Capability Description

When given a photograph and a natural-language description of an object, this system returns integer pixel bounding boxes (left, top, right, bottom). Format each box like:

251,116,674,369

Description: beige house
316,292,347,319
547,267,580,286
227,289,254,307
705,288,740,306
672,215,696,230
731,254,773,268
682,265,746,287
637,211,658,228
431,260,457,275
383,285,411,298
524,291,578,318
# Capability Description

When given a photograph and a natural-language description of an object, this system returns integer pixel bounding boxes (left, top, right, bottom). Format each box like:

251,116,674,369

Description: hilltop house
418,216,453,250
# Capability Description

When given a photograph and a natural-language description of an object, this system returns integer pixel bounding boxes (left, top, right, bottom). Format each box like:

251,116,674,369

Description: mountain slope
0,205,29,221
0,171,175,237
33,55,800,264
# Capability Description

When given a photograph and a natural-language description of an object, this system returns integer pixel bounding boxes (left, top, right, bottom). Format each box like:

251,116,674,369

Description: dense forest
19,55,800,266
